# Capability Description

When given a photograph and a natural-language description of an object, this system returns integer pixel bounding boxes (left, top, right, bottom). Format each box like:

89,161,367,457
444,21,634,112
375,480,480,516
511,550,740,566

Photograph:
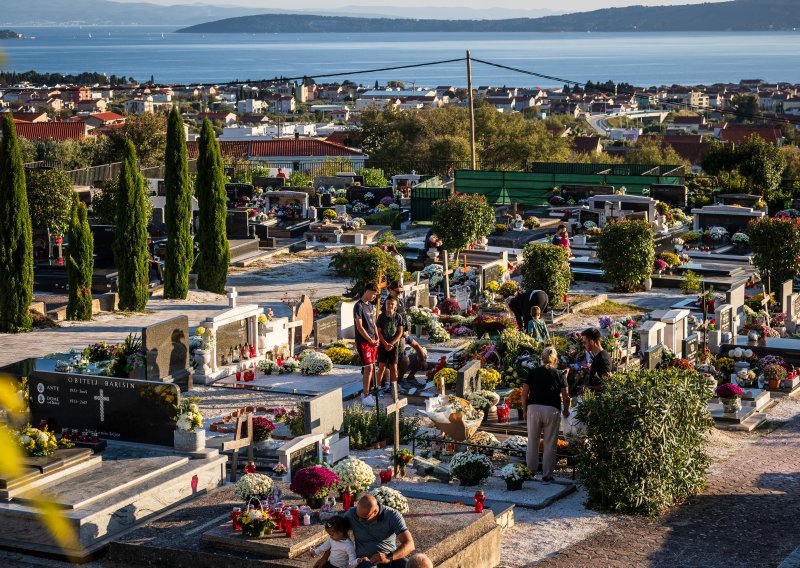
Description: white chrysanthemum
332,457,376,493
370,486,409,514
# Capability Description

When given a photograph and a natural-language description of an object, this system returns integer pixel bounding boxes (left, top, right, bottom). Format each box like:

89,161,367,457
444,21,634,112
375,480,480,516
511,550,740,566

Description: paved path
535,415,800,568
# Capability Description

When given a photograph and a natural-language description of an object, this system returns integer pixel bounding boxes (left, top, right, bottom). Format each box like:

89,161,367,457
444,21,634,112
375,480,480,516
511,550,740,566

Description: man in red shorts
354,283,379,406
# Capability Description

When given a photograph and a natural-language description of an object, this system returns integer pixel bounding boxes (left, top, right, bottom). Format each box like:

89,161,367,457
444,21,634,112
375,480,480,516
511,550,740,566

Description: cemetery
3,109,800,567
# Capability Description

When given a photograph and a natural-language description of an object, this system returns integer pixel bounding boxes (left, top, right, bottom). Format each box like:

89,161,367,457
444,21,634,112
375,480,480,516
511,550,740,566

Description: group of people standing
353,282,428,406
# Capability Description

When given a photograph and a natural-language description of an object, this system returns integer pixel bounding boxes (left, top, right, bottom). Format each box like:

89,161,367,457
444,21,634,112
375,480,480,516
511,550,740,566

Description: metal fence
410,186,453,222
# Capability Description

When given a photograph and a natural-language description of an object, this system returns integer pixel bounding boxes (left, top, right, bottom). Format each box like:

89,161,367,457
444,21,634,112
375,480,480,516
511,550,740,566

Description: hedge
521,243,572,307
596,220,654,292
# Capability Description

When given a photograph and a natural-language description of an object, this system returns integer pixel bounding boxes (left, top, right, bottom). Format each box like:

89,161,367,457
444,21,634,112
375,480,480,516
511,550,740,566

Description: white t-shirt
314,537,358,568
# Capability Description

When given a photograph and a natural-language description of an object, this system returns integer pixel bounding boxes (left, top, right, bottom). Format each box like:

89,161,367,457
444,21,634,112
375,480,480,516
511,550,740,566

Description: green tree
736,134,786,197
0,113,34,332
195,119,230,294
596,220,654,292
357,167,388,187
730,94,760,123
26,169,74,237
66,196,94,320
113,140,150,312
97,112,168,167
625,138,687,166
748,217,800,286
521,243,572,308
432,193,495,264
163,106,193,300
90,176,154,225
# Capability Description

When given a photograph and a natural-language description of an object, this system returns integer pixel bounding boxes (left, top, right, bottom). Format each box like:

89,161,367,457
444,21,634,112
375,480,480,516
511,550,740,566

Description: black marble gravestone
561,185,613,201
226,210,252,239
651,185,688,208
682,333,699,363
29,372,179,446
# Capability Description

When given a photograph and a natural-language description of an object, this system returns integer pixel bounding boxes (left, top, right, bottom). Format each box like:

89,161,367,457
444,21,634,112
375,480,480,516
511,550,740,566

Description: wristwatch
387,551,394,561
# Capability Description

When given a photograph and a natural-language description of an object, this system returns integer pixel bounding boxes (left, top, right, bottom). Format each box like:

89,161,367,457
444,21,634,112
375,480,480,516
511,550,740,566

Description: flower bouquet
332,457,376,497
370,486,409,514
290,466,340,508
390,449,414,475
251,416,276,441
234,473,274,502
716,382,744,413
419,395,484,441
299,351,334,375
427,321,451,344
467,390,499,413
433,367,457,391
449,451,492,486
174,397,203,431
499,463,533,490
15,424,71,457
239,506,278,538
477,368,501,390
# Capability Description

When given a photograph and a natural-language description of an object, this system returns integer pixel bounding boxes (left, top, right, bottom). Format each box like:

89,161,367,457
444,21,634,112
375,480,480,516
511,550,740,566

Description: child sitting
312,515,358,568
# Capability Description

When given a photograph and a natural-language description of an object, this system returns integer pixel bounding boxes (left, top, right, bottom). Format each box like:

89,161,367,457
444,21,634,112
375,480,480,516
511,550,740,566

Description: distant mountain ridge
178,0,800,34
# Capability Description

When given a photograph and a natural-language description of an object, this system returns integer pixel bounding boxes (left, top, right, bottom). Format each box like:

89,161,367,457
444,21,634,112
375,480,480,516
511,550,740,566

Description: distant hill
178,0,800,34
0,29,23,39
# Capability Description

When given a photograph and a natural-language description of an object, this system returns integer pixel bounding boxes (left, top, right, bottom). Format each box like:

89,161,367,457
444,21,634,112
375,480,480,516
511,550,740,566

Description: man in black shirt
581,327,612,392
354,283,379,406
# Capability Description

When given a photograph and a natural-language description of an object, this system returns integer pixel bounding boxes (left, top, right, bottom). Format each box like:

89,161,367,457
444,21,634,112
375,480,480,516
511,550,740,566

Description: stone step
13,454,190,509
0,448,227,560
0,454,102,502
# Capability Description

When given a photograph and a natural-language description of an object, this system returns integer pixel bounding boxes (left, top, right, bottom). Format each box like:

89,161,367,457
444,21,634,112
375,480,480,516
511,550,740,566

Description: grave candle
231,507,242,530
61,428,70,441
474,490,485,514
236,367,242,382
249,343,257,359
303,513,311,526
291,506,300,527
283,510,293,537
244,461,257,474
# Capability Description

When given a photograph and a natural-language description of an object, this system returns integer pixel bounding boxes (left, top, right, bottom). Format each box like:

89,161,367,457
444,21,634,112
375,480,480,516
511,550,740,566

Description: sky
114,0,724,10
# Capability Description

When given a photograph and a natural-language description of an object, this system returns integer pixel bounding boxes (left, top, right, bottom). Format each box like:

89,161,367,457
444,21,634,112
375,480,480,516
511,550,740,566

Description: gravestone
650,185,688,208
715,304,733,335
415,282,431,309
226,210,251,239
338,300,357,340
455,360,482,398
659,309,690,356
277,433,323,479
32,228,52,260
90,225,116,267
302,388,343,436
638,320,665,353
292,295,314,344
643,345,664,370
29,371,179,446
683,333,699,363
789,294,800,333
150,207,166,236
314,176,351,190
225,183,254,201
142,315,190,382
314,315,338,347
253,176,286,189
780,279,794,313
727,283,747,332
561,184,614,201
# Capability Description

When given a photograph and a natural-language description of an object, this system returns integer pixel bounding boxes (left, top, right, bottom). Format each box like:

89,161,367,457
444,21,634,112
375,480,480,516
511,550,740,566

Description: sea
2,26,800,87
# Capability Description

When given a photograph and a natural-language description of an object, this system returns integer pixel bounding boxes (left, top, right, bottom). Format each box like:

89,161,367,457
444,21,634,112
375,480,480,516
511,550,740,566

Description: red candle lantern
231,507,242,530
341,491,354,509
496,402,509,423
474,490,485,514
379,470,393,484
249,343,257,359
291,506,300,527
244,461,257,475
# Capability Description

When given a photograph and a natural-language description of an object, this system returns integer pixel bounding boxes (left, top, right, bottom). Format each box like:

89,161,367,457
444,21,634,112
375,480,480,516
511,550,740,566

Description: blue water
2,26,800,86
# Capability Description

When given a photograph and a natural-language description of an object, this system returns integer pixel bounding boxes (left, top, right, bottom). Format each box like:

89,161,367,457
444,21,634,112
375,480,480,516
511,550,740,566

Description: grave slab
203,518,326,558
709,403,756,424
214,366,362,397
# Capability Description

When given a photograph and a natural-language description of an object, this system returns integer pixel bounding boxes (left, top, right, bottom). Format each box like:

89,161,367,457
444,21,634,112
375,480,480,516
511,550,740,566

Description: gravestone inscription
683,333,699,363
644,345,664,370
29,371,179,446
314,315,338,347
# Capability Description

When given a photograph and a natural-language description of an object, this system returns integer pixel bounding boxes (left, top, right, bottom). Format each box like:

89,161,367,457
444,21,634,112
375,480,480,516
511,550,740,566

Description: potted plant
653,258,667,275
251,416,276,449
332,457,376,507
174,397,204,451
289,466,340,508
449,452,492,487
715,383,744,414
507,388,525,421
390,448,414,477
193,326,214,374
499,463,533,491
370,486,409,514
234,472,274,502
762,364,787,390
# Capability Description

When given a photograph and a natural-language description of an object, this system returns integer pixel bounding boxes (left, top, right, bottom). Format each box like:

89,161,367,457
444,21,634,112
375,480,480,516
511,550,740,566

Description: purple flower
598,316,614,329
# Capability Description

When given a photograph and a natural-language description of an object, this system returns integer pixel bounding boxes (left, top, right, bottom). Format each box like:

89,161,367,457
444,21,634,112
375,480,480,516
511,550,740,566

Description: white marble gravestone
638,320,666,353
660,309,690,356
338,300,357,340
727,282,746,334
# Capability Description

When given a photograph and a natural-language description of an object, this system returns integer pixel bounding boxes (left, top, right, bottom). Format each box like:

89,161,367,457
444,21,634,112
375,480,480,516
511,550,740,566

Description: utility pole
466,50,476,171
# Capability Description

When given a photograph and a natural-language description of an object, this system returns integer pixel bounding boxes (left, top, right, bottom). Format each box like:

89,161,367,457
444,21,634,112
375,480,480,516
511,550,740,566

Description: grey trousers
526,404,561,478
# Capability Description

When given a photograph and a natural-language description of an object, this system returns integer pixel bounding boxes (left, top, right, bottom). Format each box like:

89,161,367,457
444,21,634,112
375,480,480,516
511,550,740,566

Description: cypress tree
66,195,94,320
0,112,33,332
114,139,150,311
163,106,193,299
195,119,230,294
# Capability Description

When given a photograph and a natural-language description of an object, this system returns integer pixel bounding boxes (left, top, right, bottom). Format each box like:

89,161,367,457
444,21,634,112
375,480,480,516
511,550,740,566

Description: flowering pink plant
289,466,340,499
715,383,744,398
653,258,667,271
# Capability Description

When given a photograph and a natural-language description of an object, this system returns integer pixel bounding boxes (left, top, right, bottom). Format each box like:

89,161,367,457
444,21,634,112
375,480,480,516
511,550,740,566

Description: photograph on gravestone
290,442,319,479
314,315,338,348
29,372,179,446
216,319,249,364
683,334,699,363
143,315,190,381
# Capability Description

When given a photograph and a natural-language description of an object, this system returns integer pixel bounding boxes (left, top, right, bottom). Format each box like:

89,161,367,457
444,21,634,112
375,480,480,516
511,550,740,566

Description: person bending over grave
354,283,379,406
399,342,428,389
579,327,612,393
508,290,549,330
339,494,415,568
383,282,427,390
376,296,404,397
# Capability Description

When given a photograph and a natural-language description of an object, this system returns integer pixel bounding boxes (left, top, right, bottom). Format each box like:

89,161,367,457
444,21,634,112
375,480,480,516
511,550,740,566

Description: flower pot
398,464,406,477
720,397,741,414
305,496,326,509
195,349,211,374
258,335,268,356
767,379,782,390
505,479,524,491
174,428,205,452
427,248,439,261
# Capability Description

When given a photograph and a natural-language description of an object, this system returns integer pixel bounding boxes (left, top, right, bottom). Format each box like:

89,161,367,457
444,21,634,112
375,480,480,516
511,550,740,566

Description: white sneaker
361,394,376,406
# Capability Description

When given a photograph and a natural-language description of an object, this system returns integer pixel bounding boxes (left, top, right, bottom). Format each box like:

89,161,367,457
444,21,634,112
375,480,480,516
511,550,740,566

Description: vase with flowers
762,364,788,390
715,383,744,414
289,466,340,509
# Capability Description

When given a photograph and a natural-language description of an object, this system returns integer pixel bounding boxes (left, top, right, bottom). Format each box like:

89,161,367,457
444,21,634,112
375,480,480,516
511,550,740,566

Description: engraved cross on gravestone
94,389,110,422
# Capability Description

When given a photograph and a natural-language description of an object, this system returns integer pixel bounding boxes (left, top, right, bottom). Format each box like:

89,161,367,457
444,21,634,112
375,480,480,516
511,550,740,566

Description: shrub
449,452,492,485
432,193,495,260
289,466,339,499
499,280,520,298
494,223,508,234
434,367,457,390
333,197,349,205
471,313,517,337
574,368,713,516
524,216,540,229
26,169,74,237
329,246,401,297
521,243,572,308
748,217,800,285
322,209,337,220
655,252,681,267
342,403,420,450
596,220,654,292
315,296,343,315
364,209,401,229
325,346,357,365
251,416,275,441
680,270,701,294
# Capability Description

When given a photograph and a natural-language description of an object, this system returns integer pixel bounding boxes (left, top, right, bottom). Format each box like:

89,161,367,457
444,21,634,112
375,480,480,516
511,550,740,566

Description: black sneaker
542,476,554,485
